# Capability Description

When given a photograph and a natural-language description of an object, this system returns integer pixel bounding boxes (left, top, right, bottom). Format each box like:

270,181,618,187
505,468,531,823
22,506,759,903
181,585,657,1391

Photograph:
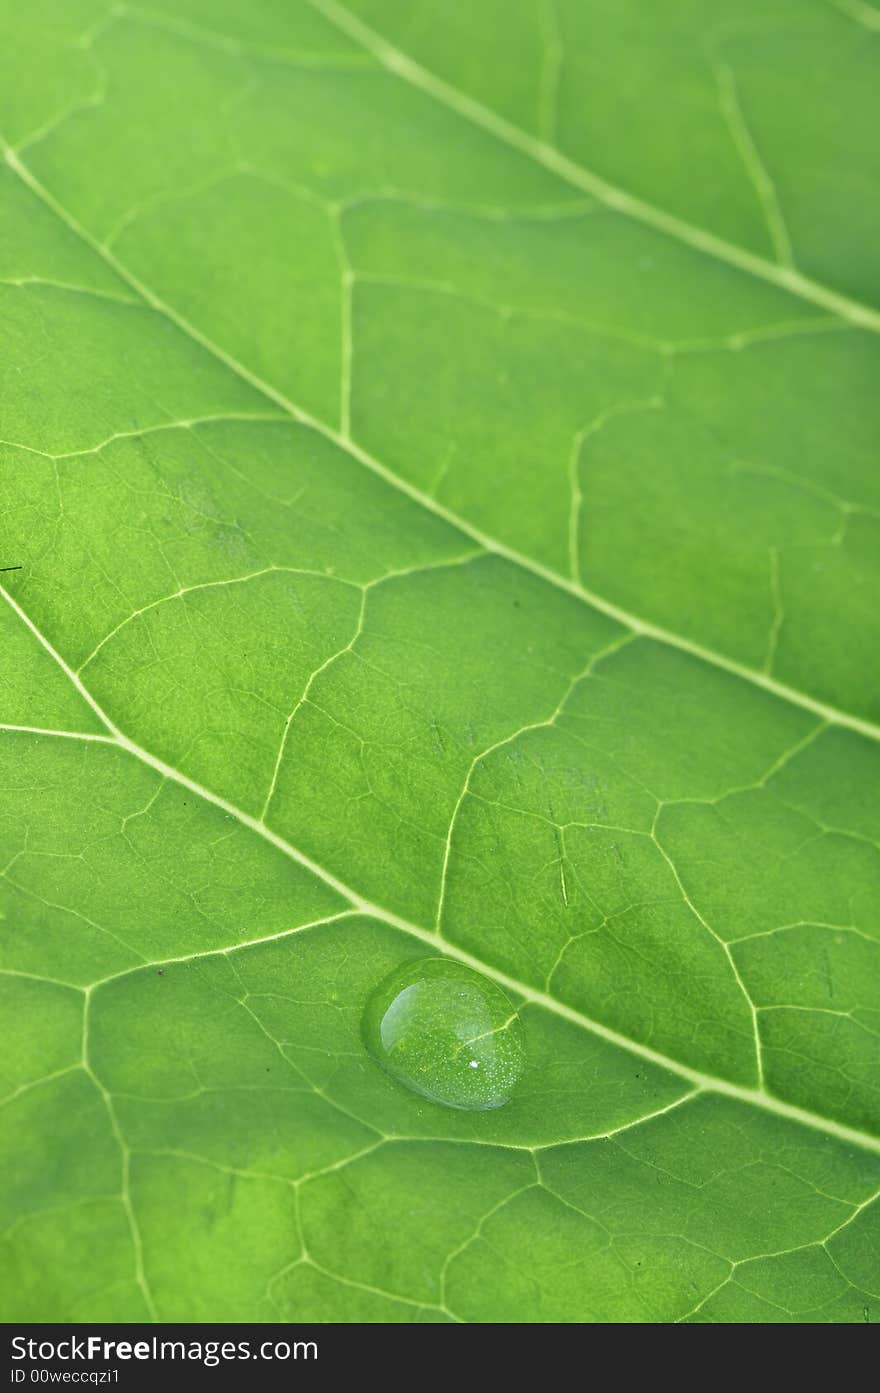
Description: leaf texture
1,0,879,1323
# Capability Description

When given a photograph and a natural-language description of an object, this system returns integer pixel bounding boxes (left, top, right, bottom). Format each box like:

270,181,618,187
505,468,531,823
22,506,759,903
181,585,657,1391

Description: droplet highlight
363,957,525,1111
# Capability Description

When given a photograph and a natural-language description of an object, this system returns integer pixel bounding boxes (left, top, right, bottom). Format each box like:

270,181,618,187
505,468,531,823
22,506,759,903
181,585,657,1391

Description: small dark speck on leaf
157,970,165,977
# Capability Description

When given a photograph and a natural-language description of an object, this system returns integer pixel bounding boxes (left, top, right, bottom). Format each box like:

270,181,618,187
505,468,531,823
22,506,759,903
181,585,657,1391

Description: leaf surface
1,0,879,1323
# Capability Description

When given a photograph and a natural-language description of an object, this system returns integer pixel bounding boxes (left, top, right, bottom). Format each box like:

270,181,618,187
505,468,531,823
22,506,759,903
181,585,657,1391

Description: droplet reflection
363,958,525,1111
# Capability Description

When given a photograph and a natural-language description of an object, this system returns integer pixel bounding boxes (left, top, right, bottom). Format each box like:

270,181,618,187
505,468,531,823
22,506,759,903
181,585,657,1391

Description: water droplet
363,958,525,1111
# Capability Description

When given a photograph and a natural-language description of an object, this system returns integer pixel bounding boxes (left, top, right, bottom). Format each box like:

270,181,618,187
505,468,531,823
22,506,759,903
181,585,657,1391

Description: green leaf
1,0,878,1324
